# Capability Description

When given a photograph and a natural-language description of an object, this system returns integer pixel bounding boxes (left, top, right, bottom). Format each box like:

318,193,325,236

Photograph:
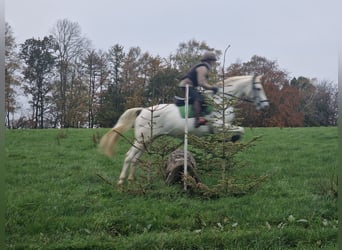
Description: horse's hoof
117,179,124,185
128,178,135,184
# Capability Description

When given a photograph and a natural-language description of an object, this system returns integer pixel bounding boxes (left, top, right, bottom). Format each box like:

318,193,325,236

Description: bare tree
82,49,109,128
5,22,20,128
51,19,90,127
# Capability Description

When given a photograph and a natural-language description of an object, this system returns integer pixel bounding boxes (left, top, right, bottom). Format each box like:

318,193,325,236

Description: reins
223,92,254,103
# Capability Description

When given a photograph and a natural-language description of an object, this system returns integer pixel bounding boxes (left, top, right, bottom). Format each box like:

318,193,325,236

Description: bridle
221,75,269,106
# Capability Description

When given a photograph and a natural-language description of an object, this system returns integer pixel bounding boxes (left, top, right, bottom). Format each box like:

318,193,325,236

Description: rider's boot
194,100,206,128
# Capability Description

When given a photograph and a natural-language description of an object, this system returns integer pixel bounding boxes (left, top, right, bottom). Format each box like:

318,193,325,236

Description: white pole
184,84,189,190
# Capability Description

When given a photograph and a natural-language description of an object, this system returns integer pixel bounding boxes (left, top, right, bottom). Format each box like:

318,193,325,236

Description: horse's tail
98,107,143,158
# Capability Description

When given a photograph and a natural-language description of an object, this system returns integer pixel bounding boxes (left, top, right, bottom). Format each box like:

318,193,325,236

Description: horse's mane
220,75,253,87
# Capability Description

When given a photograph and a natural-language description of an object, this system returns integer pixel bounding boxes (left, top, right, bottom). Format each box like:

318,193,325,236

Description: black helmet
201,51,217,62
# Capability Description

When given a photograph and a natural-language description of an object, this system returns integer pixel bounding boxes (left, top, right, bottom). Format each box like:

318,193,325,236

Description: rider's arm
196,66,215,90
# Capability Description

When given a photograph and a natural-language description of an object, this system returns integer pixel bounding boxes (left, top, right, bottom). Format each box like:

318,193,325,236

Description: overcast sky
5,0,341,83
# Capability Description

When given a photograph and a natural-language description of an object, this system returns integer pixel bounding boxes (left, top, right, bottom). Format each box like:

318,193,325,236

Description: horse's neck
223,78,249,97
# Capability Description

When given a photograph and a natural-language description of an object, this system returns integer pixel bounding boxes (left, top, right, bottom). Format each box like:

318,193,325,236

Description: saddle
174,96,193,106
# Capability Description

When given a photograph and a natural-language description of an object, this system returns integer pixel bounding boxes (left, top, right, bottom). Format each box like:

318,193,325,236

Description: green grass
5,127,338,249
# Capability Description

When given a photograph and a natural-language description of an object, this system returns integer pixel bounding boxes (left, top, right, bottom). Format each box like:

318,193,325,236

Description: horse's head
218,75,269,111
250,75,269,110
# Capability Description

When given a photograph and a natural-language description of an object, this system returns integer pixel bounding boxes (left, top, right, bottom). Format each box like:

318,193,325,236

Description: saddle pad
178,105,195,118
178,105,213,119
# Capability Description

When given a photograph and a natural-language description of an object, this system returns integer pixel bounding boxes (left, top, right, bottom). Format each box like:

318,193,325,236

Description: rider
179,51,219,128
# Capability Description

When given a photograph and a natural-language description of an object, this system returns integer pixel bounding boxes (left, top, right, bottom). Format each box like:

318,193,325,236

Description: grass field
5,127,338,249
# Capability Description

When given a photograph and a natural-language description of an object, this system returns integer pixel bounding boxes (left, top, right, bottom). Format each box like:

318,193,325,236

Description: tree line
5,19,338,129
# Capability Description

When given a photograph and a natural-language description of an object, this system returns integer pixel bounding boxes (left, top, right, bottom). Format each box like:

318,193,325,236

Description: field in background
5,127,338,249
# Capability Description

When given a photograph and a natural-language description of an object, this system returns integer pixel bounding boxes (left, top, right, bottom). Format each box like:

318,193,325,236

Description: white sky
5,0,342,83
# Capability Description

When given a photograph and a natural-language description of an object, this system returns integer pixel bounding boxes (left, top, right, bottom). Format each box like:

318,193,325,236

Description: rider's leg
189,88,201,128
193,100,202,128
192,90,206,128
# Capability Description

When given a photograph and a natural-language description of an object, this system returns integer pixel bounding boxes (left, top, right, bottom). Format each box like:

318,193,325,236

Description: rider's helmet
201,51,217,62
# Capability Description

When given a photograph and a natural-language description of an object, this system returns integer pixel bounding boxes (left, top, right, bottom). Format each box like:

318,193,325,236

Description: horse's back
134,104,184,139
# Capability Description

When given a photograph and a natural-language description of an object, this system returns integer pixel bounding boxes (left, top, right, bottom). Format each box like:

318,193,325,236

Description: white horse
99,75,269,185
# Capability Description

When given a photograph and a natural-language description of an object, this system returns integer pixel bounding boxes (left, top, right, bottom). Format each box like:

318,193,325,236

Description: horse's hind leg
127,150,143,182
118,145,143,185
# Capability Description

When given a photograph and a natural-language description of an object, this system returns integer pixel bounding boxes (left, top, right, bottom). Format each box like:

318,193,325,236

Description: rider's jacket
179,61,213,90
